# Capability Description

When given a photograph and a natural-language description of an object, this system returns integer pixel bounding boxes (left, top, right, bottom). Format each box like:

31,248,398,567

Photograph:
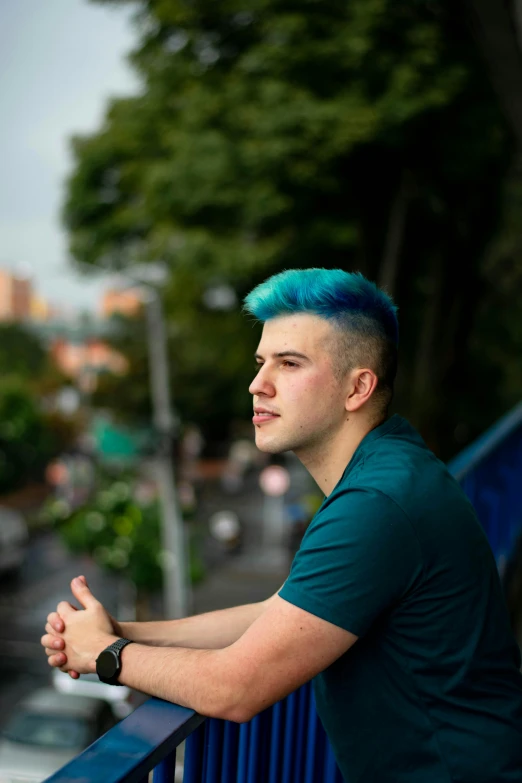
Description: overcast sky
0,0,140,313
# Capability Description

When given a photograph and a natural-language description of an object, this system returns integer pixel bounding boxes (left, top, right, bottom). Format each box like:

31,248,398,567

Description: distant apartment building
50,338,128,392
0,269,32,321
101,288,142,319
30,293,54,322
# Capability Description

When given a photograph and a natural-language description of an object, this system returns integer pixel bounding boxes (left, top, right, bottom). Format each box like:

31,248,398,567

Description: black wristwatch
96,638,134,685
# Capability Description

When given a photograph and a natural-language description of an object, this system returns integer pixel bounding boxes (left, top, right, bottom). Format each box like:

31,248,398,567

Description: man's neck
296,416,386,497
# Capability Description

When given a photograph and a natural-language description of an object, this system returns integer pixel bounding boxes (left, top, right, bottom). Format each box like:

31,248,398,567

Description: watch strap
96,638,134,685
109,637,134,654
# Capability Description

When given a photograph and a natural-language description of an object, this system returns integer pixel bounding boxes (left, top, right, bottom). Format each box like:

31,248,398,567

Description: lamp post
67,260,189,619
141,284,189,619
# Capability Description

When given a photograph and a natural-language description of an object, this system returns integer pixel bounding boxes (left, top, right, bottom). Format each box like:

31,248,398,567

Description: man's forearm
118,599,272,649
111,642,246,720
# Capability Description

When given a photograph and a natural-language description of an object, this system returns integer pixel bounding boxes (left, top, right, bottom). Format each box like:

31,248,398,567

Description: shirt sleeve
279,487,422,637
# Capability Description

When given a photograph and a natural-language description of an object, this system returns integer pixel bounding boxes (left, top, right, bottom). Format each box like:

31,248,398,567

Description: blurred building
0,269,32,321
50,338,128,392
30,293,54,322
100,288,142,319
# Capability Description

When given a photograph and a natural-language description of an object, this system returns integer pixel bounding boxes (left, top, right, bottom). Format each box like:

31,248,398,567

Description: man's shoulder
313,485,412,540
308,417,460,538
340,428,452,512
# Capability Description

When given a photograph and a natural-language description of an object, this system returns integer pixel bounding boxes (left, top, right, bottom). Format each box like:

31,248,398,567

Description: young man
42,269,522,782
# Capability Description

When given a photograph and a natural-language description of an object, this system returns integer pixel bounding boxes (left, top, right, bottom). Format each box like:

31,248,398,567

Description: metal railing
447,401,522,567
44,404,522,783
43,698,204,783
183,682,343,783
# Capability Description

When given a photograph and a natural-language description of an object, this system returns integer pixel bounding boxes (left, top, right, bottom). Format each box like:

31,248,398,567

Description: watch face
97,649,119,679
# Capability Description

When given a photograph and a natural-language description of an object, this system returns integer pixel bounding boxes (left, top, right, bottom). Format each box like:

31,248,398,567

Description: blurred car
0,507,28,577
0,688,116,783
52,667,144,719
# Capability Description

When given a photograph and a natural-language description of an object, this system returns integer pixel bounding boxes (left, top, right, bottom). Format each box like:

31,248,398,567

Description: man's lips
252,409,280,425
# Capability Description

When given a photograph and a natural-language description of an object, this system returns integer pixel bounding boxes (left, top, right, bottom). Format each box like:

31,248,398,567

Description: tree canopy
63,0,522,456
0,323,47,380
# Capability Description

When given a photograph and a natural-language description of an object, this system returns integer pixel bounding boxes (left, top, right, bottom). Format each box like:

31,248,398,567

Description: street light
139,282,190,619
66,260,190,619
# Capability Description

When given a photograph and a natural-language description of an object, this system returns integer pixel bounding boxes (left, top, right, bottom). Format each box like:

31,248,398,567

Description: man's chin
254,435,287,455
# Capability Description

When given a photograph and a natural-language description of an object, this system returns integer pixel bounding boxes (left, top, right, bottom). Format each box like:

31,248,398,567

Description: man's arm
49,579,357,722
44,585,282,674
117,592,280,649
108,595,357,721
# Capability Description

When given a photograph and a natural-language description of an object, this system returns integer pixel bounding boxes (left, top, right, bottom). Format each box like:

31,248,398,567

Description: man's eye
282,361,298,368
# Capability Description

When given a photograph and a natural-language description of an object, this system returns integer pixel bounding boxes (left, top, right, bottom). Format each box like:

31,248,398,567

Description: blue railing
43,698,204,783
44,405,522,783
183,682,343,783
447,401,522,566
43,680,341,783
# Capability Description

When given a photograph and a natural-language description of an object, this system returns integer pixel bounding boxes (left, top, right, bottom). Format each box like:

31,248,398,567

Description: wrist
90,634,119,674
118,621,132,640
95,636,134,685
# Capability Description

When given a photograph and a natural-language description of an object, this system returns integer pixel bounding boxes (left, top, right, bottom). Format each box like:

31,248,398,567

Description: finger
45,647,66,660
45,621,68,635
41,634,64,650
68,671,80,679
48,652,67,667
70,575,101,611
57,600,78,617
47,612,65,633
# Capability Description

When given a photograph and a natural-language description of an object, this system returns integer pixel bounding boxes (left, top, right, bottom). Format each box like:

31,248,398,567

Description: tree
0,325,79,493
92,313,152,426
0,323,47,381
0,378,57,493
64,0,516,456
45,471,205,615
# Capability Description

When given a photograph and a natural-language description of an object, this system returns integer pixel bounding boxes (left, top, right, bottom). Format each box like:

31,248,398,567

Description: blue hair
243,268,398,346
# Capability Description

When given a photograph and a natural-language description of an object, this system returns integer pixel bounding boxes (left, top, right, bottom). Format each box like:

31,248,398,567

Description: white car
52,668,143,719
0,507,28,577
0,688,116,783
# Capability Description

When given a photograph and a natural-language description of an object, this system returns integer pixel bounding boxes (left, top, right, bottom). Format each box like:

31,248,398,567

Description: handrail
447,401,522,481
43,696,204,782
446,400,522,565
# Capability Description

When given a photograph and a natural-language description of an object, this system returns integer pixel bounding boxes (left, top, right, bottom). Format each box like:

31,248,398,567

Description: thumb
71,575,100,610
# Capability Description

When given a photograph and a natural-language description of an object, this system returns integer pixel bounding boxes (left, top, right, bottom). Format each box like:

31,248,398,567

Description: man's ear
345,369,379,412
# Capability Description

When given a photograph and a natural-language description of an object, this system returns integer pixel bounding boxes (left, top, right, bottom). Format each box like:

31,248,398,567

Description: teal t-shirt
279,415,522,783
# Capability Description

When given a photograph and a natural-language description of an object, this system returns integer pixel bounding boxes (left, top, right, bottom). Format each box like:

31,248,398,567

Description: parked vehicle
52,667,144,719
0,688,116,783
0,506,28,577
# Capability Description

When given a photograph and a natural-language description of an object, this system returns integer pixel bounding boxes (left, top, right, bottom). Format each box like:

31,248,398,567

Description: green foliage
68,1,472,272
92,314,152,426
0,324,47,381
63,0,518,456
0,378,59,493
92,292,258,439
46,474,203,591
0,324,78,494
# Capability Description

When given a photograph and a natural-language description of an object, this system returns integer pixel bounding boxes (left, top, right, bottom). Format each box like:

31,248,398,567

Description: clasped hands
41,575,120,678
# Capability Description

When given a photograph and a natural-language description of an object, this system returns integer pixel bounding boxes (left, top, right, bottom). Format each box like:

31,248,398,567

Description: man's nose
249,365,275,397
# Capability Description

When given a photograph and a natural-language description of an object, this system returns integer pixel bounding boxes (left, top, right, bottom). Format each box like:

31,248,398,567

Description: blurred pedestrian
42,268,522,783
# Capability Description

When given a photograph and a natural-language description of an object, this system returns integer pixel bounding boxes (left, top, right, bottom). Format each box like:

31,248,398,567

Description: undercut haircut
243,268,399,415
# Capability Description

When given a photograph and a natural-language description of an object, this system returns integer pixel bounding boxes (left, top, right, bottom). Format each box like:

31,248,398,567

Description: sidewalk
191,466,292,613
192,548,289,614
